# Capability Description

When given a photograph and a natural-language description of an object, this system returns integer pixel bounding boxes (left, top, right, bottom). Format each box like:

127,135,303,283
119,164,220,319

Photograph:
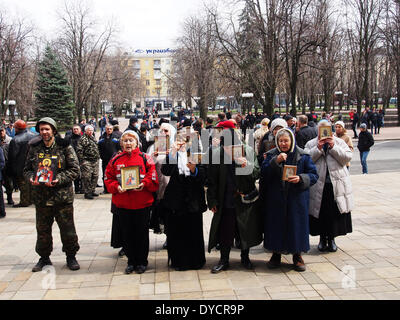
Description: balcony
153,60,161,69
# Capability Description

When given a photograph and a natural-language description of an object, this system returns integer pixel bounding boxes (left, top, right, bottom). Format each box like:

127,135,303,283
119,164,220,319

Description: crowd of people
0,107,376,275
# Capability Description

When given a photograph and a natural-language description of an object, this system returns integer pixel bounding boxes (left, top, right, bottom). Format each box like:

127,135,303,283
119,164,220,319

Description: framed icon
121,166,140,190
232,144,244,160
188,151,204,164
155,135,170,154
35,156,57,184
319,125,333,140
282,165,297,181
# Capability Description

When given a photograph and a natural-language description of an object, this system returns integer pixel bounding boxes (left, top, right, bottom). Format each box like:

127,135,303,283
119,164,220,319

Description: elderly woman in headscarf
147,123,176,246
257,118,288,166
304,120,353,253
160,127,207,271
105,130,159,275
261,128,318,272
254,118,270,155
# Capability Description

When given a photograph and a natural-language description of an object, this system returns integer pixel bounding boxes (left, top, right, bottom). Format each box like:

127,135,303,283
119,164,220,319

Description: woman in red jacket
105,130,159,274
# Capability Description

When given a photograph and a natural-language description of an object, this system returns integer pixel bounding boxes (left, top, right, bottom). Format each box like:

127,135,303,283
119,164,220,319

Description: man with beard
76,125,100,200
24,117,80,272
8,119,37,207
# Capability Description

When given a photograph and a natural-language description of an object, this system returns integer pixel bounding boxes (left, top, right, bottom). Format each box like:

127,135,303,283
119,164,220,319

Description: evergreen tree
35,45,73,130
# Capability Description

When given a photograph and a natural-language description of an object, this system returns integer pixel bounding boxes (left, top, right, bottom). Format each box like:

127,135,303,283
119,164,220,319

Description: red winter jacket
105,149,159,210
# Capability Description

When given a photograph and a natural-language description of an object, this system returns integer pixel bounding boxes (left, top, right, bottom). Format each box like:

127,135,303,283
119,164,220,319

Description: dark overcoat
206,145,263,252
261,146,318,254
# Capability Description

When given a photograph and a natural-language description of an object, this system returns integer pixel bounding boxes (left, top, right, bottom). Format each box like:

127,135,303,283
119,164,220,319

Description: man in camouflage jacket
24,117,81,272
75,124,100,199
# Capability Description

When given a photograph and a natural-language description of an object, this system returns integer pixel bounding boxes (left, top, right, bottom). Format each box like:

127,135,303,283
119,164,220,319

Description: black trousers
0,182,5,216
119,207,150,267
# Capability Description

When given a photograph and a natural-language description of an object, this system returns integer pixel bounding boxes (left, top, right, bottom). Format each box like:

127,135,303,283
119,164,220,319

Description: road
349,140,400,175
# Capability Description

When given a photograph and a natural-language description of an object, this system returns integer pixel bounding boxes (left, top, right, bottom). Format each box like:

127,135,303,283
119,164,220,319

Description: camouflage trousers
35,204,80,258
15,176,32,206
81,160,99,195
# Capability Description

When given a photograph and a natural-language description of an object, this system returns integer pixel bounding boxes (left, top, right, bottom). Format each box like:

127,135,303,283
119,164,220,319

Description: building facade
127,48,178,111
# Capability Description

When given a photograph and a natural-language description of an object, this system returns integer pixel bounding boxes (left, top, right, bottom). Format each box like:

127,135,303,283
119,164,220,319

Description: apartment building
128,48,176,110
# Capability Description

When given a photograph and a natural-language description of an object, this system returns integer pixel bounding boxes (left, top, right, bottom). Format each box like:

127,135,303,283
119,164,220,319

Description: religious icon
154,135,170,154
282,165,297,181
121,166,140,190
232,144,245,161
319,125,333,140
35,156,57,184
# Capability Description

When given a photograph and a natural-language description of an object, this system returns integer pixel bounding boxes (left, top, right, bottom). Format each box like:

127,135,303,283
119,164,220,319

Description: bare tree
0,12,33,120
175,13,219,120
344,0,387,116
55,0,115,122
382,0,400,123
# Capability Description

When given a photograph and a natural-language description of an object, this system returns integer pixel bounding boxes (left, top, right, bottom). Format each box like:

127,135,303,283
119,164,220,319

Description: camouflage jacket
23,136,80,207
76,134,100,162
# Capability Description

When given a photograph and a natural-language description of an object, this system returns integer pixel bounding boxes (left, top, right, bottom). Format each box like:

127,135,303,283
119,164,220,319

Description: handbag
240,188,259,204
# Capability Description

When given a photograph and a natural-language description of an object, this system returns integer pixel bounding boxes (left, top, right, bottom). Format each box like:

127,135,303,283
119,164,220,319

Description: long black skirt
309,182,352,238
167,210,206,271
111,213,124,249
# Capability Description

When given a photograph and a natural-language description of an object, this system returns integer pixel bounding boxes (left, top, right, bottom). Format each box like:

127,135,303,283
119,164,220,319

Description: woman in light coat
304,120,353,253
147,123,176,247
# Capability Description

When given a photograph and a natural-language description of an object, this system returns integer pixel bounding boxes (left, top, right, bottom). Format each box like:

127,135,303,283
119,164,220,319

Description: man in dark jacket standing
98,124,120,194
357,123,374,174
24,117,80,272
126,116,148,152
296,115,317,149
8,119,37,207
0,126,14,205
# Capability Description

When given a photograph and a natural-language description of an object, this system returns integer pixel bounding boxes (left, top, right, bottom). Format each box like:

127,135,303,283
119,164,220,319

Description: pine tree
35,45,74,130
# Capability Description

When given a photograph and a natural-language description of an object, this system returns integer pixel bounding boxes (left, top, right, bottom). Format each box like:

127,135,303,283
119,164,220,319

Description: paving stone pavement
1,170,400,300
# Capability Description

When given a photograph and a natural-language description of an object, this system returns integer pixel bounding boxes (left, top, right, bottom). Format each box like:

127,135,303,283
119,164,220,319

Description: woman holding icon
261,128,318,272
161,128,207,271
305,120,353,253
105,130,159,274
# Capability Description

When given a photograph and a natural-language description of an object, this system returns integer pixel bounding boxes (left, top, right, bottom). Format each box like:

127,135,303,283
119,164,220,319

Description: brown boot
293,254,306,272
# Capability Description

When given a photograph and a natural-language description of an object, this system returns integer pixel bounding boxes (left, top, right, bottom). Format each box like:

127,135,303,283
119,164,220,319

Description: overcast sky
1,0,206,50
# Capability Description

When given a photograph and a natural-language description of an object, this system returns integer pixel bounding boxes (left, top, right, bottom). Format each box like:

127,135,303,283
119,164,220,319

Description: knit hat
270,118,288,132
335,120,345,128
14,119,27,130
121,130,141,148
360,123,367,129
216,120,236,129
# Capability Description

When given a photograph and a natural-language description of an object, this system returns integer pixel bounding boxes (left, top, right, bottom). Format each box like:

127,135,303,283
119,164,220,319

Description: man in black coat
98,124,120,194
125,116,148,152
8,120,37,207
296,115,318,149
357,123,374,174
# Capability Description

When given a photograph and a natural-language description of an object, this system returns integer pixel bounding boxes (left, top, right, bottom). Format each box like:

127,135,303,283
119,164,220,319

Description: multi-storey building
128,48,177,111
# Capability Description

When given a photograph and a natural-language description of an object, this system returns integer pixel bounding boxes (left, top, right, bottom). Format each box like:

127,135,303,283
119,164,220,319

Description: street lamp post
3,100,16,122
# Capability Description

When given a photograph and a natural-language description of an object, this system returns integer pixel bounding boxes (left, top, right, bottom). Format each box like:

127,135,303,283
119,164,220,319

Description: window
146,90,150,96
145,71,150,77
155,79,161,86
146,80,150,86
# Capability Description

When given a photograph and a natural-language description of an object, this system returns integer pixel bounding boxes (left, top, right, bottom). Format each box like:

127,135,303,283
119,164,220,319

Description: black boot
7,194,14,205
32,257,52,272
84,193,94,200
92,192,99,197
211,246,230,273
327,237,337,252
267,252,281,269
118,248,125,257
240,249,253,270
66,255,80,271
318,235,328,252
